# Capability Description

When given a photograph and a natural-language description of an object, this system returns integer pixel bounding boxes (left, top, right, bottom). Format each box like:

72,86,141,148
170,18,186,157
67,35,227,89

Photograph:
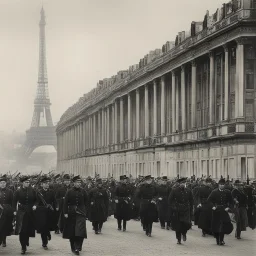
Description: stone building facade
56,1,256,181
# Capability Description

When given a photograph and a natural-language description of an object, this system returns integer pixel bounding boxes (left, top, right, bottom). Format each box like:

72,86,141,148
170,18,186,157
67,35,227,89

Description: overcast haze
0,0,225,133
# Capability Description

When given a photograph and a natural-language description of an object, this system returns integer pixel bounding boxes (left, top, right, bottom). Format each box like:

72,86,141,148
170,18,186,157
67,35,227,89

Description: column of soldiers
0,172,256,254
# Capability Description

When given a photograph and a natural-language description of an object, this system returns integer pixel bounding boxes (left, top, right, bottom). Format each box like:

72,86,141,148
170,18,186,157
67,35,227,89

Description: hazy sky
0,0,225,133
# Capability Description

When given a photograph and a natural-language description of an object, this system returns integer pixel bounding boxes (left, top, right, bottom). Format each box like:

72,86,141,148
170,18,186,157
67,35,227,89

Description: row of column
58,40,245,160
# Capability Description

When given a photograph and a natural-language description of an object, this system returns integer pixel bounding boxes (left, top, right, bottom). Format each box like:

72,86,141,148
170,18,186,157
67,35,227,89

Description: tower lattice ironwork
21,7,57,158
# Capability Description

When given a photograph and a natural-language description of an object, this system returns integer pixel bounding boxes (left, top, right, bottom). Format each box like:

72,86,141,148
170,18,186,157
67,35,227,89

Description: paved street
1,217,255,256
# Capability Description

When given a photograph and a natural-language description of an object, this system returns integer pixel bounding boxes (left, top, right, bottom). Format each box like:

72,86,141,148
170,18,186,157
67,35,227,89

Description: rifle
35,188,54,211
74,206,86,217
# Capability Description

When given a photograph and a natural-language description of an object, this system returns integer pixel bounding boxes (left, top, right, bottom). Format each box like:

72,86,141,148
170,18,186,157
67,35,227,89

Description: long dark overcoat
207,188,233,234
231,188,249,231
196,185,213,231
62,187,88,239
0,188,14,239
136,184,158,223
168,186,193,232
156,185,171,222
35,189,57,233
114,184,133,221
13,187,37,237
88,187,109,222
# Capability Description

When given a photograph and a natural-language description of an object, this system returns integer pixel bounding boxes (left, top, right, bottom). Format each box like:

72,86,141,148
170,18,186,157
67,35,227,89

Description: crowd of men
0,172,256,255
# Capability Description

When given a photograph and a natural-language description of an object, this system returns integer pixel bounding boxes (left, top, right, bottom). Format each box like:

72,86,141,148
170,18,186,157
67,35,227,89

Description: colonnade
57,39,248,162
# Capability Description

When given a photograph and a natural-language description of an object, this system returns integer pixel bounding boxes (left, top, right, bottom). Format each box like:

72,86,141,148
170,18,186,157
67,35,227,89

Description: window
245,60,255,89
245,100,254,120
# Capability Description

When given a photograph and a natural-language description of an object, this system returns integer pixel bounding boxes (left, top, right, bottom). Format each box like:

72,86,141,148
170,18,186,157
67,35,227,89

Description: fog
0,0,225,133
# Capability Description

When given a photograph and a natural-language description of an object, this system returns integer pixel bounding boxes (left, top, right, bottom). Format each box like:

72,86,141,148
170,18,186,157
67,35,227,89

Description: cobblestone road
1,217,255,256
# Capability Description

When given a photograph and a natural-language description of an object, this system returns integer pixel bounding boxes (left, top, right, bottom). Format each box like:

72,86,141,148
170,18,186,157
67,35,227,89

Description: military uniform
156,178,171,229
55,183,70,232
232,181,249,239
13,177,37,254
136,176,158,237
63,176,88,255
0,182,14,247
196,183,213,235
168,178,193,244
114,176,133,231
88,180,109,234
207,180,233,245
35,183,57,248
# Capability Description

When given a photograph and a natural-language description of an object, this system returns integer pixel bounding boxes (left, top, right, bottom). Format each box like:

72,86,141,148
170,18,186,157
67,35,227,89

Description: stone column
136,89,140,138
144,85,149,137
102,109,105,147
175,73,179,132
153,80,157,135
128,93,131,140
74,126,77,154
161,77,166,134
76,125,79,153
236,39,244,118
64,130,66,156
98,111,102,148
172,72,176,133
81,122,84,152
181,65,186,130
61,133,64,160
223,45,229,120
105,109,107,146
71,127,73,155
191,60,197,128
78,123,81,153
107,106,110,146
88,118,90,149
120,97,124,142
92,114,96,149
114,101,118,144
112,104,115,144
86,118,89,149
209,51,215,124
77,124,79,154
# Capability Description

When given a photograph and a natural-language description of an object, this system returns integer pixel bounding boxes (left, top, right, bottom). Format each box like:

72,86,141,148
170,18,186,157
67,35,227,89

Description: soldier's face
0,181,6,188
219,184,225,190
23,181,30,188
42,182,49,189
146,179,152,184
64,180,70,186
97,182,103,187
74,181,81,188
179,183,185,188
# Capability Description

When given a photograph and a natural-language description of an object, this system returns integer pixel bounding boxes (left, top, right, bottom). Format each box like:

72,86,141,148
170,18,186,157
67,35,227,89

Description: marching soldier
168,177,193,244
231,180,248,239
196,177,214,236
244,180,256,230
55,174,71,233
136,175,158,237
63,175,88,255
0,175,14,247
156,176,171,230
13,176,37,254
34,176,57,249
114,175,133,231
207,178,234,245
88,178,109,234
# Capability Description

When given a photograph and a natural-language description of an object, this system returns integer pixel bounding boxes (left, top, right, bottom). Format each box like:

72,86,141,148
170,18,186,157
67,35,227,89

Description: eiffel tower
21,7,56,158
